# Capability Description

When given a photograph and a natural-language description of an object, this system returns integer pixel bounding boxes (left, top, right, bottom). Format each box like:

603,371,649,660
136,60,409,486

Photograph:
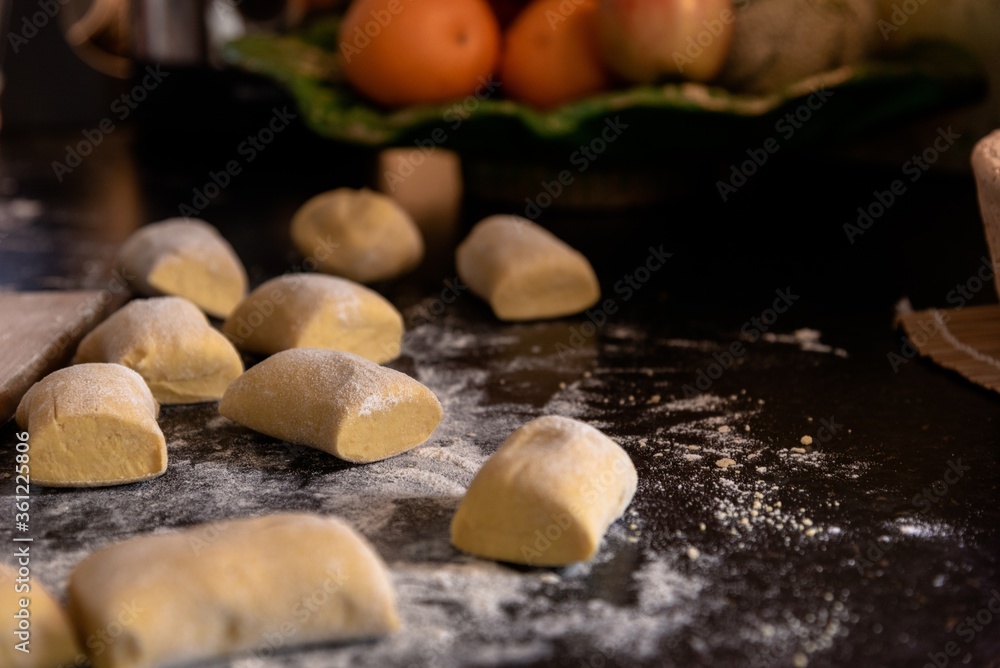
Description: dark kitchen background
2,0,1000,314
2,1,1000,667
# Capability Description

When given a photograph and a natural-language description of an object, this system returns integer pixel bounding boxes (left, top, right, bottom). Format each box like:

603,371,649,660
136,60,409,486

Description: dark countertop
1,118,998,668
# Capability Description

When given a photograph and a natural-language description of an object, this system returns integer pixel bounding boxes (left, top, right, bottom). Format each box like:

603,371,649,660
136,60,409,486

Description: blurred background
2,6,1000,663
2,0,997,152
1,0,999,321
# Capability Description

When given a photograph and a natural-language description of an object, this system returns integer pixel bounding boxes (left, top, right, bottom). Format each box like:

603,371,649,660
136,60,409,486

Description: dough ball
456,215,600,321
67,513,399,668
451,415,637,566
291,188,424,283
118,218,248,318
219,348,442,463
0,564,80,667
15,364,167,487
222,273,404,363
73,296,244,405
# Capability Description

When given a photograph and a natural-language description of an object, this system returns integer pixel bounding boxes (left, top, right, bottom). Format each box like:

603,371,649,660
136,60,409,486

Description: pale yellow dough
451,415,637,566
0,564,80,668
456,215,600,321
222,273,404,363
73,296,244,404
118,218,248,318
15,364,167,487
67,513,400,668
291,188,424,283
219,348,442,463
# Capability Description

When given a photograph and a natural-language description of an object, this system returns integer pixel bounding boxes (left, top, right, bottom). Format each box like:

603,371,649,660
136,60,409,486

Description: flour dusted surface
4,310,991,666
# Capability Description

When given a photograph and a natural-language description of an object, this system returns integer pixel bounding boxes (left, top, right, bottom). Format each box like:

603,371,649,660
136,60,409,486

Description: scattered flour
761,328,849,358
3,311,944,667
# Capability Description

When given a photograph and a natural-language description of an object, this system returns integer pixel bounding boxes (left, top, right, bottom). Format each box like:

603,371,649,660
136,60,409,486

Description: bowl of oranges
223,0,984,162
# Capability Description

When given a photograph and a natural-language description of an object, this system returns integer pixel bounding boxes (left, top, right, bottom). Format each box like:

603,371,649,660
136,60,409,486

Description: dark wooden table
1,115,998,668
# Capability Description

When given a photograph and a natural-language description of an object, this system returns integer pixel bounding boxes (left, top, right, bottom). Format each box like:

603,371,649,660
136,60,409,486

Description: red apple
596,0,735,83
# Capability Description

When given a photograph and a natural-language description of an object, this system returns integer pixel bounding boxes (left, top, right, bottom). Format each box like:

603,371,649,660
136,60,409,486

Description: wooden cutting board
0,290,129,424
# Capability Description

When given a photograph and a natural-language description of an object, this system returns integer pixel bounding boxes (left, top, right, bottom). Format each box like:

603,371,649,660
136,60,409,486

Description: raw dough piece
291,188,424,283
222,273,404,363
118,218,248,318
456,215,600,321
67,513,399,668
15,364,167,487
219,348,442,463
0,564,80,668
74,296,244,404
451,415,637,566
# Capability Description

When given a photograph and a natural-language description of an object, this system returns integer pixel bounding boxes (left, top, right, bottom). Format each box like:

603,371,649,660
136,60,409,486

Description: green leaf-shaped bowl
222,18,985,161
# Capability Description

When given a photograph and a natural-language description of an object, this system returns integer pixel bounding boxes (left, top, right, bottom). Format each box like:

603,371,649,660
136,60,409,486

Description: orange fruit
500,0,612,109
339,0,502,107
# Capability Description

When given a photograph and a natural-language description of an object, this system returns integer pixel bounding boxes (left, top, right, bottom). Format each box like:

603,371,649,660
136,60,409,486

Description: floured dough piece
67,513,400,668
0,564,80,667
222,273,404,363
456,215,600,321
74,296,244,404
219,348,442,463
291,188,424,283
15,364,167,487
118,218,248,318
451,415,637,566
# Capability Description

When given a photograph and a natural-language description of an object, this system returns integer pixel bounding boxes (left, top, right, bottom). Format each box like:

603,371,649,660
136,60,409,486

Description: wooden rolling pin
896,129,1000,394
0,290,129,423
